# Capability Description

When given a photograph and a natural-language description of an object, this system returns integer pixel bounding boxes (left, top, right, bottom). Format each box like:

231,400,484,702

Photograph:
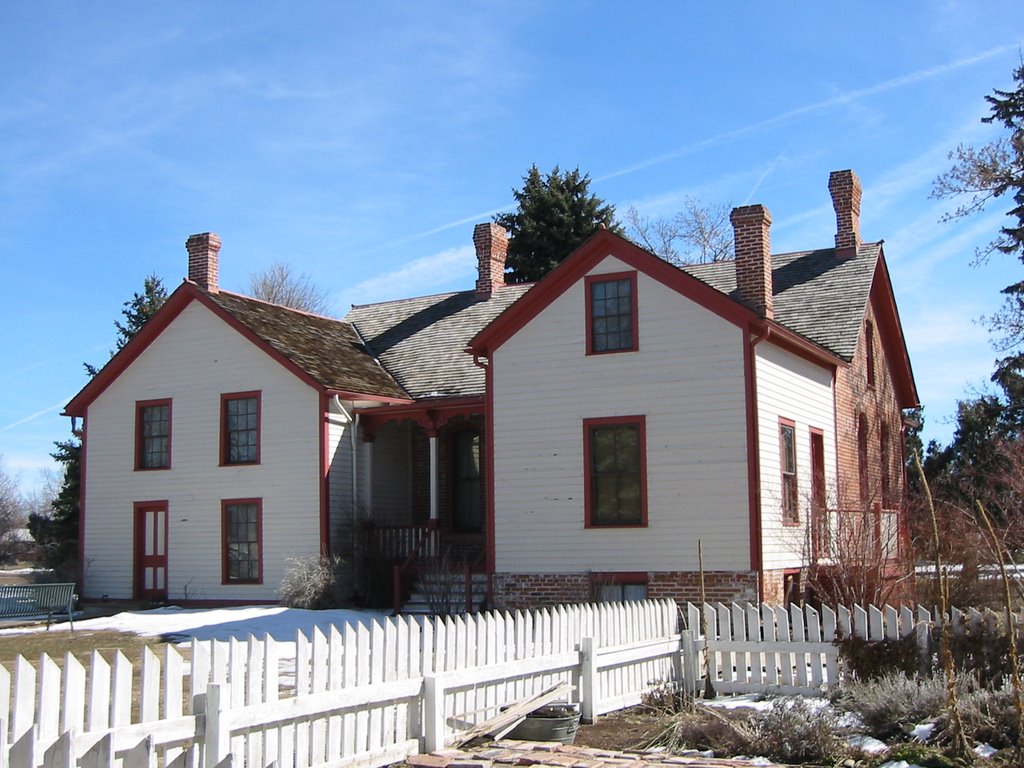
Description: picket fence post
423,674,444,753
204,684,230,768
579,637,596,724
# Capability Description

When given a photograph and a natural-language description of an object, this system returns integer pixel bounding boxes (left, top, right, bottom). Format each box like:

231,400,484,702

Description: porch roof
346,285,531,399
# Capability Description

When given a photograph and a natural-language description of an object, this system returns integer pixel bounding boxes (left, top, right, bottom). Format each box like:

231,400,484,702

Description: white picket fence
3,599,1003,768
0,600,681,768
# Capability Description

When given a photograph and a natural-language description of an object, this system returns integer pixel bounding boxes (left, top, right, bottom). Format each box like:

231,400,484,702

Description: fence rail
2,599,1012,768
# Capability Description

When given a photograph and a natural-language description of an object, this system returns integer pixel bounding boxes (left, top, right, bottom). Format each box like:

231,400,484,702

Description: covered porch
356,398,488,612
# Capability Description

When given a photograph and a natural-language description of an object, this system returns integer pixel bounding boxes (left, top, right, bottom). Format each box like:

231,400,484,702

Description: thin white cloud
596,43,1017,183
1,399,73,432
340,245,475,309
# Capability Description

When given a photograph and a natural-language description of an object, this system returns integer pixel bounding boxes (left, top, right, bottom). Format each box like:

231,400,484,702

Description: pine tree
44,275,168,574
496,165,622,283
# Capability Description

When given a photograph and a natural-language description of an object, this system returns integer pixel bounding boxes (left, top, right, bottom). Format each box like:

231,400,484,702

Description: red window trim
221,497,263,585
220,391,262,466
583,414,648,529
865,320,876,389
135,398,172,471
585,271,639,355
779,418,799,526
857,413,870,506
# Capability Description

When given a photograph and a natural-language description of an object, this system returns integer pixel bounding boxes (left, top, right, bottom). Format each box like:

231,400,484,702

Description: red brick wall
491,570,759,610
834,301,904,515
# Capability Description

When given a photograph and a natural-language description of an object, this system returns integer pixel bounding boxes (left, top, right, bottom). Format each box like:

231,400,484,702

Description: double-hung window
135,399,171,470
586,273,638,354
222,499,262,584
221,392,260,465
584,415,647,527
780,419,798,524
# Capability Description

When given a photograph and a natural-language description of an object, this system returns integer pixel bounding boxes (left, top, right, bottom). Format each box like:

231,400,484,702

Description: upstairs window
221,392,261,465
780,420,798,524
584,415,647,527
858,413,870,505
865,320,876,388
135,399,171,470
586,273,637,354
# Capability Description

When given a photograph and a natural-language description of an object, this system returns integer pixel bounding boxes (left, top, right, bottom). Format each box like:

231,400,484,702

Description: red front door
134,502,168,600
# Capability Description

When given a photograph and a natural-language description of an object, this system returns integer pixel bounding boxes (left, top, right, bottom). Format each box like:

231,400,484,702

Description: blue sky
1,3,1022,492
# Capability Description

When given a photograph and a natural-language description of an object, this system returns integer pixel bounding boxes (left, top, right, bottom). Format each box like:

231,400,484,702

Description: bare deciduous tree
624,198,733,265
249,263,331,315
0,456,27,564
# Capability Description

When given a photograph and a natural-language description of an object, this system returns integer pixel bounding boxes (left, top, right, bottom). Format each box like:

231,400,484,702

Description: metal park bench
0,583,77,630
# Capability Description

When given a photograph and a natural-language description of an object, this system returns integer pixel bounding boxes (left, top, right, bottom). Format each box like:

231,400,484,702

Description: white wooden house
66,169,918,608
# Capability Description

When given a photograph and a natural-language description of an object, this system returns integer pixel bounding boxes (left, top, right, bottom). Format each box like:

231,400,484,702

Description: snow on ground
0,605,390,643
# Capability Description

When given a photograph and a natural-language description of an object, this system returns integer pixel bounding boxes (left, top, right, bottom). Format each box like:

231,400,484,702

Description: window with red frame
136,400,171,470
858,414,870,505
222,499,262,583
587,273,637,353
780,420,798,524
880,423,891,509
865,320,876,388
585,416,647,527
222,392,260,465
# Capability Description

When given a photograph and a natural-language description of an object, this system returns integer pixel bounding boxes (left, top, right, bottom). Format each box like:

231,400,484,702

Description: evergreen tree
924,64,1024,537
85,274,168,376
43,275,168,574
496,165,622,283
27,438,80,573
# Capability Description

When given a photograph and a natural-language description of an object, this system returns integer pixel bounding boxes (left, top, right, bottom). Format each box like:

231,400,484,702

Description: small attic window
865,320,875,389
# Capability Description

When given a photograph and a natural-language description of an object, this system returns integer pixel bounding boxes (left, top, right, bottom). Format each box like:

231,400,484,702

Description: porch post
362,439,374,515
429,434,439,521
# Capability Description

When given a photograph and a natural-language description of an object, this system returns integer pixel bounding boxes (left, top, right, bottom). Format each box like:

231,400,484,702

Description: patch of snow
0,605,390,643
910,721,935,741
974,743,997,758
847,734,888,754
0,567,52,575
838,710,866,729
701,693,774,711
878,761,925,768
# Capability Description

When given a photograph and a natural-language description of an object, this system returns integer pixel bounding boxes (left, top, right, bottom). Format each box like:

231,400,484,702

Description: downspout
746,323,770,602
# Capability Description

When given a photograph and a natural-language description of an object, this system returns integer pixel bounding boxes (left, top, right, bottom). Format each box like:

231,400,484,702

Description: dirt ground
574,707,666,750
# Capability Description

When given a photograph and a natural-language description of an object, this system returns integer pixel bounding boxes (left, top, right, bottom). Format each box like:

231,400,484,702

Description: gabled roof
65,282,409,416
684,242,882,362
345,286,532,399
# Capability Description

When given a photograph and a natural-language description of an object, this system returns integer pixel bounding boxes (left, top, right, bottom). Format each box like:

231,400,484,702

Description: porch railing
392,522,440,614
363,521,439,562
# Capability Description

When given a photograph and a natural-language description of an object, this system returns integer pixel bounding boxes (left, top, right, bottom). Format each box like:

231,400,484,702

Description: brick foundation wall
647,571,758,604
491,573,591,610
491,570,759,610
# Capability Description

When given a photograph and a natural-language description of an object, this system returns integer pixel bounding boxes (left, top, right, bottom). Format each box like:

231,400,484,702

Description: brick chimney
731,204,774,319
828,169,862,259
473,222,508,299
186,232,221,293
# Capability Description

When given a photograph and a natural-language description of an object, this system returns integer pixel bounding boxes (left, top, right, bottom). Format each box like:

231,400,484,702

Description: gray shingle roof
206,291,410,399
684,242,880,361
346,286,532,399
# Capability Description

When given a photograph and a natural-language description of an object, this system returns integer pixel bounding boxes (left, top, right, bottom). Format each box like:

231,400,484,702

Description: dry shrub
646,700,844,764
278,555,350,609
836,631,922,680
936,684,1020,749
830,672,948,741
744,699,844,764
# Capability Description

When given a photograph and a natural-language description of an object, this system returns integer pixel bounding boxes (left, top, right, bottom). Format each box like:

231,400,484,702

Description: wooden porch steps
400,573,488,616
